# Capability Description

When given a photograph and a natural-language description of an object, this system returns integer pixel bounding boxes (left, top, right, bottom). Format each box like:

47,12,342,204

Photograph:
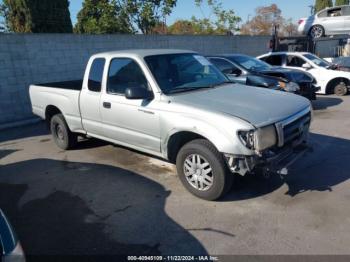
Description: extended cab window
107,58,148,95
88,58,105,92
262,55,283,66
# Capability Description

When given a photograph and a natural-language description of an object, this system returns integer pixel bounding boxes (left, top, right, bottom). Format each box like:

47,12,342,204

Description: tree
240,4,282,35
315,0,333,12
1,0,73,33
335,0,349,6
240,4,297,36
168,19,195,34
75,0,133,34
168,0,241,35
124,0,177,34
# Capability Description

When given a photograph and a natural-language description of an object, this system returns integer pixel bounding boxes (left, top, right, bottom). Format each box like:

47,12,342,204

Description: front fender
160,112,255,158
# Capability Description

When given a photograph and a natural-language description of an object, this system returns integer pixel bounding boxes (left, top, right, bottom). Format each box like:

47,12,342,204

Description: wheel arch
45,105,63,127
326,77,350,94
166,131,209,164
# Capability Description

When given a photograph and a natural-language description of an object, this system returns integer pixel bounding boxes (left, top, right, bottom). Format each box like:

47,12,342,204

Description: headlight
285,82,300,92
278,81,300,92
254,125,277,151
238,125,277,151
238,130,255,150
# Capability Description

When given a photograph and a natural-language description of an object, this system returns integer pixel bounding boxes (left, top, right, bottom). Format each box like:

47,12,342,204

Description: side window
263,55,283,66
286,55,305,67
327,8,342,17
318,10,327,17
209,58,238,72
107,58,149,95
88,58,105,92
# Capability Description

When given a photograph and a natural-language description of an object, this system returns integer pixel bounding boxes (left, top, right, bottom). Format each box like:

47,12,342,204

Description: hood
169,84,310,127
259,67,314,83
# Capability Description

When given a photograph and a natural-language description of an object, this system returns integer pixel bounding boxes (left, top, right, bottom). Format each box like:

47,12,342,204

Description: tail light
298,19,304,25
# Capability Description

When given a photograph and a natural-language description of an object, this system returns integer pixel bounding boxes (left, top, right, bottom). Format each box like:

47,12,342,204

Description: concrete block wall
0,34,271,126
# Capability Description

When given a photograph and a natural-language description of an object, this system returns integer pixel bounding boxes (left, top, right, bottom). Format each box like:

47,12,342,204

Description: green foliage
74,0,133,34
315,0,333,12
168,0,240,35
125,0,177,34
1,0,73,33
335,0,349,6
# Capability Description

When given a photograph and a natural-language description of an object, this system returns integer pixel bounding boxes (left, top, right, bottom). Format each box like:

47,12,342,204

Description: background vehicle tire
333,81,348,96
176,139,233,201
309,25,324,39
50,114,77,150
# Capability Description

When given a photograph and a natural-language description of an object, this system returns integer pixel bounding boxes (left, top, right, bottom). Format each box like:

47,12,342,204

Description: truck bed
36,80,83,91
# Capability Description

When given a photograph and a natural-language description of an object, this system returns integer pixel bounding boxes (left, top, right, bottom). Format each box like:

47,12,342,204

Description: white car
298,5,350,38
258,52,350,96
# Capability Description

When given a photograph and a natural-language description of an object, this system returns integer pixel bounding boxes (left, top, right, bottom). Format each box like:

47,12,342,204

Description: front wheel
333,81,348,96
50,114,77,150
176,139,233,201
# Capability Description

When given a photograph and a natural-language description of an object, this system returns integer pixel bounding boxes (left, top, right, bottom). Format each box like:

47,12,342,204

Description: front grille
276,109,311,147
283,112,311,145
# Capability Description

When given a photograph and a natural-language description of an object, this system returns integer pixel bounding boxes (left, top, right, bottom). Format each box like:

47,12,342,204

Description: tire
333,81,348,96
309,25,324,39
176,139,233,201
50,114,77,150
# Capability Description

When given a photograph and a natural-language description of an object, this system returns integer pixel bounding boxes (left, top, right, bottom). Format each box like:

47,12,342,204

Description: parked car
29,49,312,201
298,5,350,38
324,56,350,72
0,209,25,262
258,52,350,96
207,54,318,100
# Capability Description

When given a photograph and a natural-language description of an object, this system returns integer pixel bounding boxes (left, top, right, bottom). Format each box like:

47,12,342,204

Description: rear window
88,58,105,92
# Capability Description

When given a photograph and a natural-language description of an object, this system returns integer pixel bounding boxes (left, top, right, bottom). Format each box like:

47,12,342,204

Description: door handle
103,102,111,109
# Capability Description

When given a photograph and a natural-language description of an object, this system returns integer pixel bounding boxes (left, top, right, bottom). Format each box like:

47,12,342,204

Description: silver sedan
298,5,350,38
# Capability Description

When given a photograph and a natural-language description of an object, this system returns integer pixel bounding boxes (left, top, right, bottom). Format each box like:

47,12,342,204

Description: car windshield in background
229,55,271,71
303,53,330,68
144,53,229,94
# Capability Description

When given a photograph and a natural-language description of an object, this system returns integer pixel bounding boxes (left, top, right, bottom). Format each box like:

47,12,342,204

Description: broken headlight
238,125,277,151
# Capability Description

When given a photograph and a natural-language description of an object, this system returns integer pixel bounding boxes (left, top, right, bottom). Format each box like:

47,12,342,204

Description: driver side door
100,58,161,152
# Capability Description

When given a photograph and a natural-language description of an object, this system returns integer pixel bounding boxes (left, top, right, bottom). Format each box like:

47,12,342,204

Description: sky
0,0,315,26
68,0,315,25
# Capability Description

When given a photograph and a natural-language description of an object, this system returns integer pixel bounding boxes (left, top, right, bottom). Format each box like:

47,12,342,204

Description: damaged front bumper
225,142,311,177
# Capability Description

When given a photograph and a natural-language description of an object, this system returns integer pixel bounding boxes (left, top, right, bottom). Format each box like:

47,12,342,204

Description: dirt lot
0,95,350,257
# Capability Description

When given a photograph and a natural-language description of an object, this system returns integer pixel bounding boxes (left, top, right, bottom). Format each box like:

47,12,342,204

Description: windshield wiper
166,86,213,94
166,81,234,94
210,80,235,88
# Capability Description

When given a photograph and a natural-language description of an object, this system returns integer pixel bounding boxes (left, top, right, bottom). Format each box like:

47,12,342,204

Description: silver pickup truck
29,49,312,200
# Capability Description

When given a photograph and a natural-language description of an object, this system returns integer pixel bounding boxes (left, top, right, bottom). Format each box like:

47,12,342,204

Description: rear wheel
50,114,77,150
176,139,233,201
309,25,324,39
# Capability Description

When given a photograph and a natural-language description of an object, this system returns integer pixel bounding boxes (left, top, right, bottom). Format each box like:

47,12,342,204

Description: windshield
303,53,330,68
229,55,271,71
144,53,229,94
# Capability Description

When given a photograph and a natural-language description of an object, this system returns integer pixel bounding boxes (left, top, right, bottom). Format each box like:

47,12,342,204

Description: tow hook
261,167,288,179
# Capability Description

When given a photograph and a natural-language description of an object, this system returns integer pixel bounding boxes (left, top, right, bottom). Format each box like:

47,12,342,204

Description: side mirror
302,63,312,70
125,87,153,100
223,68,242,77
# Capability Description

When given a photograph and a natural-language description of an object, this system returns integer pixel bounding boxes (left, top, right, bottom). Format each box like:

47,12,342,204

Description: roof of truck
93,49,196,58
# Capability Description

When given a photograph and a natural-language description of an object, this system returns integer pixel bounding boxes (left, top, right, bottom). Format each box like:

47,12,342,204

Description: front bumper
297,83,320,100
225,142,310,177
